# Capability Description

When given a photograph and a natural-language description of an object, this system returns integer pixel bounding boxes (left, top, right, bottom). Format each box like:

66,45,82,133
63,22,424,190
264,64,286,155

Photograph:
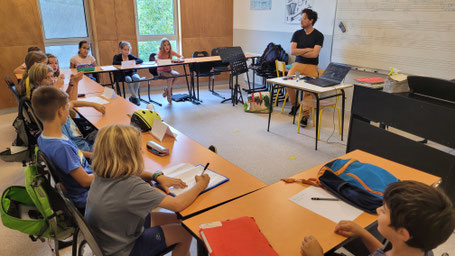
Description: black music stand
219,47,249,105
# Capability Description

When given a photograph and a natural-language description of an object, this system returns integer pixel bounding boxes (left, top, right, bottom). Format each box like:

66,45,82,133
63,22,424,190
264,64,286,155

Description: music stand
219,48,248,105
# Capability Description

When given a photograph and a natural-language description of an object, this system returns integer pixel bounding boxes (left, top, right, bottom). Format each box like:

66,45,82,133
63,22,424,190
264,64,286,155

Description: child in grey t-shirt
85,124,210,256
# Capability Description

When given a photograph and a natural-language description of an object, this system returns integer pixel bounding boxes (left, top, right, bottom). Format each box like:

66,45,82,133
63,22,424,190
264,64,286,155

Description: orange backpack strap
317,158,357,182
281,177,321,187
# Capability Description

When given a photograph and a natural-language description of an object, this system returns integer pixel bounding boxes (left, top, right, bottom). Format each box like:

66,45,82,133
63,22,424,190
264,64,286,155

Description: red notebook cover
354,76,386,83
199,216,278,256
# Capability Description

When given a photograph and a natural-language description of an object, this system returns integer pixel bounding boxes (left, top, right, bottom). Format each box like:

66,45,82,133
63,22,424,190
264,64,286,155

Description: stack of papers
78,96,109,105
354,76,386,88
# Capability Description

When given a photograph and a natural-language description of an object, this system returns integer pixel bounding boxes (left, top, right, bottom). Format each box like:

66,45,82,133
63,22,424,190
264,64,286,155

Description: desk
76,92,267,219
61,69,105,95
182,150,440,255
266,77,353,150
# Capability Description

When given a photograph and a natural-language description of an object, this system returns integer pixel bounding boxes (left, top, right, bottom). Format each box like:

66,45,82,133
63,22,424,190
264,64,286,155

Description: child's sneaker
300,116,308,127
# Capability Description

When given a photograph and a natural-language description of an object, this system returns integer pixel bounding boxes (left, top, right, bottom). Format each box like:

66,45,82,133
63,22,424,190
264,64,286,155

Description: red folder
354,76,386,84
199,216,278,256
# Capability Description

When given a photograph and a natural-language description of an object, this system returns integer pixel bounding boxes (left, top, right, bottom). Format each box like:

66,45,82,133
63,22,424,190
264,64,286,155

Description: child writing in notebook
156,38,182,103
85,124,210,256
300,181,455,256
112,41,144,106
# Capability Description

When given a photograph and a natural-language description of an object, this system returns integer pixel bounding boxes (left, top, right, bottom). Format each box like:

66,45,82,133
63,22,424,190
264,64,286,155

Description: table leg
341,89,345,141
314,92,320,150
267,84,275,132
197,238,208,256
292,90,299,124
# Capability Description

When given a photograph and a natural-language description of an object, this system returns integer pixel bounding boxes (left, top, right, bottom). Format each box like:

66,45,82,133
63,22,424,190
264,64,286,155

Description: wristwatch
68,82,74,87
152,171,164,182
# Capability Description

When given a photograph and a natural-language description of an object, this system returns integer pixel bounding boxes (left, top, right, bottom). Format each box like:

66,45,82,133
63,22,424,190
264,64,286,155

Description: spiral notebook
160,163,229,196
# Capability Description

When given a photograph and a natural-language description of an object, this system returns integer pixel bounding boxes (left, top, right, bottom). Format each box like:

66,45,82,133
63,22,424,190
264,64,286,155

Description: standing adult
287,8,324,127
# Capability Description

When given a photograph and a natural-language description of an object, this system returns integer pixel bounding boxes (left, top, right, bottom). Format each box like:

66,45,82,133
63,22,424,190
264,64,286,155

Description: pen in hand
201,163,210,175
311,197,339,201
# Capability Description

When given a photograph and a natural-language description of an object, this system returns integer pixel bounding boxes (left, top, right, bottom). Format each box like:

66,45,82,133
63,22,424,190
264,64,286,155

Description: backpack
251,43,289,77
0,97,42,164
317,158,399,213
0,163,74,254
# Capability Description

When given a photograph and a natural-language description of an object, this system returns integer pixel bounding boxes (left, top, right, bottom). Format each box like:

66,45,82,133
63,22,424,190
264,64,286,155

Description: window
38,0,93,68
135,0,180,61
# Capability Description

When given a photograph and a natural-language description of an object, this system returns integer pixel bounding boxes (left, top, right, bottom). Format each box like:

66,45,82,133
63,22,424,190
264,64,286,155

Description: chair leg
317,108,324,141
274,88,281,107
280,92,288,114
312,108,315,127
297,104,303,134
336,106,342,135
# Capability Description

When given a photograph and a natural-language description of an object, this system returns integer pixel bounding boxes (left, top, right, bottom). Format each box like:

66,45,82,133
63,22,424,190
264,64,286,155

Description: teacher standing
287,8,323,127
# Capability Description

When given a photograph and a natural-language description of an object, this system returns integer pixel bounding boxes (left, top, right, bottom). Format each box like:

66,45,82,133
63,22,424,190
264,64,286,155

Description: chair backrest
190,51,214,74
21,98,43,133
5,76,20,103
192,51,209,58
148,53,158,76
36,149,64,187
275,60,286,77
211,47,229,68
58,188,104,256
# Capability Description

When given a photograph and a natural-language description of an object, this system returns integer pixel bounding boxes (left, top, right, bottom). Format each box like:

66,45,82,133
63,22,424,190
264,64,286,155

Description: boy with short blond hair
300,181,455,256
31,86,93,211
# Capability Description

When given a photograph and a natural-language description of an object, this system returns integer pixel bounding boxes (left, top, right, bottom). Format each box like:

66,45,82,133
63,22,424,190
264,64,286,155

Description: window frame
37,0,95,61
134,0,181,54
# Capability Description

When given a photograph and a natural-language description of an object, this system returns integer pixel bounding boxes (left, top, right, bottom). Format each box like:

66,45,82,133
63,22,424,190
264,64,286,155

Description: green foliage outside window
137,0,175,35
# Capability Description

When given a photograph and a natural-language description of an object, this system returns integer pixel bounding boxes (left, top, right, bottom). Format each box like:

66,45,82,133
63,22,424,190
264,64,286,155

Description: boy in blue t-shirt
32,86,94,211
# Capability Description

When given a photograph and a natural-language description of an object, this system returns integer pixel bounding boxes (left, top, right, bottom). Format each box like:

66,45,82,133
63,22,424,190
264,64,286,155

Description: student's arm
130,54,143,64
54,73,65,89
334,221,383,253
70,100,106,114
112,54,122,65
158,174,210,212
69,166,94,187
13,63,26,74
67,71,84,101
172,51,182,59
81,150,92,159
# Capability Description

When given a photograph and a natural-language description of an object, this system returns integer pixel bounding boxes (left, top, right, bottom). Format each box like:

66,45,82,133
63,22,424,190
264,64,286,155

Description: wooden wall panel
92,0,118,41
0,0,44,109
114,0,137,40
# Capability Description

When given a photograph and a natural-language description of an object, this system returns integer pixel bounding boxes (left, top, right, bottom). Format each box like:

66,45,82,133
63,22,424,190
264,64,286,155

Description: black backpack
251,43,289,77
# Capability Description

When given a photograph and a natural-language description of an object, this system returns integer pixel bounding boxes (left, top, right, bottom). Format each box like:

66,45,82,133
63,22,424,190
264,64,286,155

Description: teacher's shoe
288,104,300,116
300,116,308,127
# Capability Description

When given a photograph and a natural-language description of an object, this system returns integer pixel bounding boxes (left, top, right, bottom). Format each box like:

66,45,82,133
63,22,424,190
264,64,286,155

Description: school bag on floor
317,158,399,213
244,91,271,113
0,163,74,255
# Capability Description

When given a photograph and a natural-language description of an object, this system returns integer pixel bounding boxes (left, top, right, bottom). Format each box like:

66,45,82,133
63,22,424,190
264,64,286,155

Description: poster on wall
250,0,271,10
285,0,314,24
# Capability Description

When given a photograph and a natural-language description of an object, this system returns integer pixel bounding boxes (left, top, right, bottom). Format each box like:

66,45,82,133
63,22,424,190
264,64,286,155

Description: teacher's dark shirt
291,28,324,65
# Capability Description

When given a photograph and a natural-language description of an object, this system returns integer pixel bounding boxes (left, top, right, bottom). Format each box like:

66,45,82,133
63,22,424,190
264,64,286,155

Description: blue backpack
317,159,399,213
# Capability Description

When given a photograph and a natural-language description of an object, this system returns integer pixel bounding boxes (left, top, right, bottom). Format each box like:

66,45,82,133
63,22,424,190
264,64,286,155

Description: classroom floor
0,83,454,255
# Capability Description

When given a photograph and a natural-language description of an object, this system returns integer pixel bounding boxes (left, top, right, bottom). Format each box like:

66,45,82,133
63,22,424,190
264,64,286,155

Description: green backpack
0,164,74,251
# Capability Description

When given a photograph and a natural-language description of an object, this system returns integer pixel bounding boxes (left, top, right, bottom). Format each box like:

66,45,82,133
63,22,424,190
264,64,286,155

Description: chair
296,70,342,139
274,60,289,111
36,150,64,187
190,51,224,100
5,76,20,103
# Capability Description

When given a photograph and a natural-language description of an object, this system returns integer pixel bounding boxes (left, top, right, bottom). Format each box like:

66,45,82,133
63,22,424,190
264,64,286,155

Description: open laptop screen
321,63,351,83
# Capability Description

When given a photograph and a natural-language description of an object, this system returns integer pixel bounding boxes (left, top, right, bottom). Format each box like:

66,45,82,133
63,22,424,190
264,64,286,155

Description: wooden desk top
76,94,266,218
183,150,440,255
267,77,353,93
60,69,105,95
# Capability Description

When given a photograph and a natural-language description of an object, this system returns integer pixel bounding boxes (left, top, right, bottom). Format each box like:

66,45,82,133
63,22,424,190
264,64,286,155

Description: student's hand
334,220,364,238
92,103,106,114
300,236,323,256
55,74,65,89
195,174,210,188
156,176,187,194
70,71,84,84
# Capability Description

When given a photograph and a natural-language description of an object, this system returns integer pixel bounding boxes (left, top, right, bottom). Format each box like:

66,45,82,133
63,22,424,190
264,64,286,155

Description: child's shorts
129,214,167,256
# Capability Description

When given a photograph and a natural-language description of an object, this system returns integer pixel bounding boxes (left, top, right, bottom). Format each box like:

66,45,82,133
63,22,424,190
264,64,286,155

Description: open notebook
160,163,229,196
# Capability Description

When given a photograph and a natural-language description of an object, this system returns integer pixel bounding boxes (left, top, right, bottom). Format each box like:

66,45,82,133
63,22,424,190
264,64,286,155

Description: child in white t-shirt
70,41,96,68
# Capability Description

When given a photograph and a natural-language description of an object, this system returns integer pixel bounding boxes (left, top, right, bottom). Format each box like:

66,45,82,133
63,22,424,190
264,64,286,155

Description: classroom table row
75,71,440,255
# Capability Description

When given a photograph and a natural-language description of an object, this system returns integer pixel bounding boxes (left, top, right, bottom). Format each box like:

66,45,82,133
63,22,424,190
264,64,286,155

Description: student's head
29,63,54,91
377,181,455,252
301,8,318,27
46,53,60,77
92,124,144,179
24,51,48,71
78,40,90,57
31,86,69,125
159,38,172,54
28,46,42,52
119,41,132,56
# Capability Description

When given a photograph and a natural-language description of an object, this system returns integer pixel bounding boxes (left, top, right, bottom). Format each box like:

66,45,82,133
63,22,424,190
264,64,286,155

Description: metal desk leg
292,90,299,124
267,84,275,132
341,89,345,141
314,92,320,150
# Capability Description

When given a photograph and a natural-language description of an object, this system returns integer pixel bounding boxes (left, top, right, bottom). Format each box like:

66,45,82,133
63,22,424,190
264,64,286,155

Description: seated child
31,86,94,211
19,51,48,99
85,124,210,256
13,46,42,74
300,181,455,256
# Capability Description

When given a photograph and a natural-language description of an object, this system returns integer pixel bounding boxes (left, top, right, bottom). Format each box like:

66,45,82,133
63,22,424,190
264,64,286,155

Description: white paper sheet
78,96,109,105
121,60,136,69
162,163,228,196
150,121,177,142
100,65,117,71
289,186,363,223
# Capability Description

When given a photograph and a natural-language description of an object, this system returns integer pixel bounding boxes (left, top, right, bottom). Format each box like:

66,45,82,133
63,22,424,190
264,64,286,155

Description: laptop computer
408,76,455,103
305,62,351,87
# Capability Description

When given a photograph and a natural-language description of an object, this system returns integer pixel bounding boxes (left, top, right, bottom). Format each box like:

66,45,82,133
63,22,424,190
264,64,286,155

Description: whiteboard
331,0,455,79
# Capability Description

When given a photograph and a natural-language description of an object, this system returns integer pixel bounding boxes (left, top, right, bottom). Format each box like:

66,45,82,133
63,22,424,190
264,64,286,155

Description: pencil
311,197,339,201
